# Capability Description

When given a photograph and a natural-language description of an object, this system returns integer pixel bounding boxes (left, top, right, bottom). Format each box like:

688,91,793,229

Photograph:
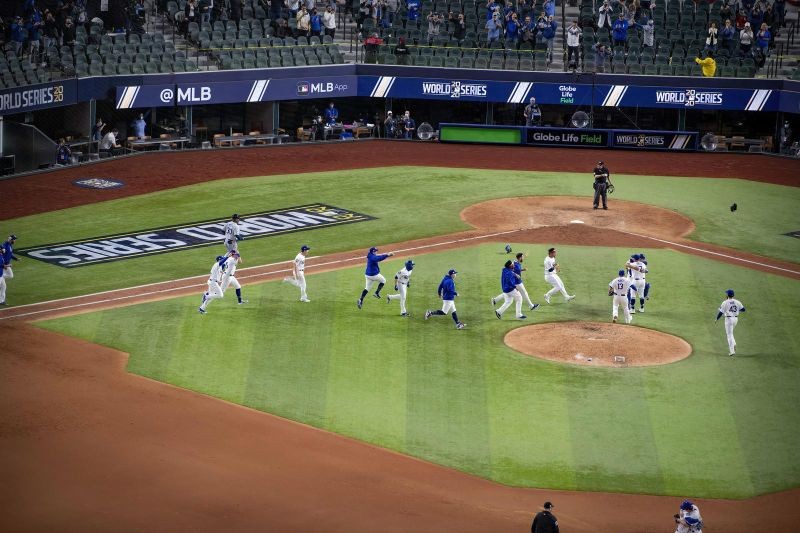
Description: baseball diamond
1,143,799,532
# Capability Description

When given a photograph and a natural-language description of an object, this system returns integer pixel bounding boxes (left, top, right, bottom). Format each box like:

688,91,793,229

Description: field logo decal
21,204,375,268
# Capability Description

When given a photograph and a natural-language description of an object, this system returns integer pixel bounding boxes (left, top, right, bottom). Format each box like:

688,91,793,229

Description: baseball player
386,259,415,316
199,255,227,314
220,251,248,305
674,499,703,533
495,260,527,320
425,269,466,329
2,234,19,280
716,289,745,356
283,245,311,302
640,252,652,300
543,247,575,304
357,246,394,309
608,269,632,324
223,214,243,253
0,253,7,305
625,254,648,313
492,252,540,311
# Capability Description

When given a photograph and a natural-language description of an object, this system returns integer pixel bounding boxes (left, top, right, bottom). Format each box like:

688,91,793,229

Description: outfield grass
3,167,799,306
39,244,800,498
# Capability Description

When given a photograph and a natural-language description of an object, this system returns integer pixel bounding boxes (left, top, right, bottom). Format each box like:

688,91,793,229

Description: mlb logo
297,82,310,95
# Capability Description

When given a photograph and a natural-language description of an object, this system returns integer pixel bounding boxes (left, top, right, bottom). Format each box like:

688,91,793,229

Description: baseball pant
516,283,535,308
497,289,523,318
593,183,608,208
284,272,307,300
387,283,408,314
225,239,238,253
612,294,632,323
441,299,456,314
544,274,570,299
201,279,224,310
0,276,6,303
632,278,646,298
364,273,386,291
725,316,738,354
223,275,241,291
3,266,13,279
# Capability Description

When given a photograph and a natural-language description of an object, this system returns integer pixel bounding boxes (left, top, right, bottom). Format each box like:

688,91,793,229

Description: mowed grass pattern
39,244,800,498
5,167,800,306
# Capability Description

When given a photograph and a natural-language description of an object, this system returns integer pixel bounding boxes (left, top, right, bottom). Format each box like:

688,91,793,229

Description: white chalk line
0,228,524,321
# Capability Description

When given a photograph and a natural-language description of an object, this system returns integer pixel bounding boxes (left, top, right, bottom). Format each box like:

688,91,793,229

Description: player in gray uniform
223,214,243,253
387,259,415,316
716,289,745,356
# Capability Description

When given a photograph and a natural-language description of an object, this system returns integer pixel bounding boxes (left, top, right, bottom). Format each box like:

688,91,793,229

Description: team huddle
196,213,746,354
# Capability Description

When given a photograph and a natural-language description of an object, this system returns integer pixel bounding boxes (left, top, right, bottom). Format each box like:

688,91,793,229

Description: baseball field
1,143,799,531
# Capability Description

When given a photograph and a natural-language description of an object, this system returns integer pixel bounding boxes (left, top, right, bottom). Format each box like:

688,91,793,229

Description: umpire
531,501,559,533
592,160,612,210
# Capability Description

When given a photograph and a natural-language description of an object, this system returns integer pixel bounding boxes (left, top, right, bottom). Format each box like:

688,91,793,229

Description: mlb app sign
296,81,350,96
22,204,375,268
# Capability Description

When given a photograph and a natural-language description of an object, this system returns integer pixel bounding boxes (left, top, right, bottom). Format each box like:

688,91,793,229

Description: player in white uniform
223,213,242,253
674,499,703,533
283,245,311,302
220,251,247,304
626,254,649,313
386,260,415,316
199,255,226,314
543,247,575,304
608,269,632,324
716,289,745,356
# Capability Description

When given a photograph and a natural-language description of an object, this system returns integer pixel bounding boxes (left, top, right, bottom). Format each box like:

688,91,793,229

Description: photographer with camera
427,11,442,37
598,0,613,39
384,111,397,138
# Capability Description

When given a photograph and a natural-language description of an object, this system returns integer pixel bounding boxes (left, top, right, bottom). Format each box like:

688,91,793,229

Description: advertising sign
0,80,77,113
611,130,697,150
526,127,610,147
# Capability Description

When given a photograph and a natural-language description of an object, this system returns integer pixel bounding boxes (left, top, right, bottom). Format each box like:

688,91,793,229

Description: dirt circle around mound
461,196,695,239
505,321,692,367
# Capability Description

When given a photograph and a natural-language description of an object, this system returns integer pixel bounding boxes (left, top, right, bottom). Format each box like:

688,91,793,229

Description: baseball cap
448,269,457,275
9,234,17,240
618,269,625,276
726,289,735,297
369,246,378,253
680,500,694,511
632,254,640,260
216,255,224,262
301,245,310,251
544,501,554,509
232,213,240,220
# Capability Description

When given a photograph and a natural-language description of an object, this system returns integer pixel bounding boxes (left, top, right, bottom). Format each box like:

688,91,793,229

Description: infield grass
39,244,800,499
4,167,800,306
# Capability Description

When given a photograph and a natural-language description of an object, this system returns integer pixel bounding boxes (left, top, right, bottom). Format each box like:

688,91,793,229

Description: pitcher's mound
505,321,692,367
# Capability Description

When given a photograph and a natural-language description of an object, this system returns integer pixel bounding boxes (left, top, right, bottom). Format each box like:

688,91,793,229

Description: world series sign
21,204,374,267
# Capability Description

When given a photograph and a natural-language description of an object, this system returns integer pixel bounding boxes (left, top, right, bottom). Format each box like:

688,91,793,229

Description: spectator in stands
384,0,398,25
774,0,785,28
406,0,420,22
100,128,122,155
739,21,754,56
763,3,775,29
230,0,242,23
720,19,736,54
735,9,747,30
705,21,718,53
56,139,72,166
695,50,716,77
486,0,499,21
593,42,611,72
749,5,763,31
542,15,557,63
543,0,555,18
720,2,732,23
310,8,322,37
519,0,534,20
372,0,386,26
450,12,466,42
10,16,25,57
296,6,310,37
597,0,613,38
427,11,442,38
287,0,300,19
635,17,655,49
535,11,548,48
198,0,211,24
304,0,315,11
363,31,383,63
566,20,581,70
43,9,58,51
519,15,536,50
132,113,147,139
611,12,628,49
505,12,520,49
185,0,197,28
486,11,502,46
276,17,290,38
503,1,516,22
26,15,43,62
402,110,415,139
756,22,771,56
394,36,409,64
627,0,641,24
322,6,336,38
62,16,75,46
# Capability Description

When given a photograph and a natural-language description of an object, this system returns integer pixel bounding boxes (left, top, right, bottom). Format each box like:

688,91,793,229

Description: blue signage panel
0,80,78,114
361,75,537,103
611,129,698,150
116,84,175,108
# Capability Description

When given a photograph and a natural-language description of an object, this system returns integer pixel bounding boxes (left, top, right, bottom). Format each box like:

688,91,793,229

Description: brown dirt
462,196,696,238
1,142,798,220
2,145,800,531
505,322,693,367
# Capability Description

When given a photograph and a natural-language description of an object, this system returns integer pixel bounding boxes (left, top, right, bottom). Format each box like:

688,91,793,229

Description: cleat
198,307,206,314
729,352,735,357
639,308,645,313
491,297,496,306
630,308,636,314
518,315,527,320
530,303,540,311
300,298,311,302
357,299,363,309
565,295,576,302
544,293,551,304
424,310,432,320
387,296,390,304
495,310,502,320
400,312,408,317
456,322,466,329
612,317,617,323
238,299,249,305
373,293,381,299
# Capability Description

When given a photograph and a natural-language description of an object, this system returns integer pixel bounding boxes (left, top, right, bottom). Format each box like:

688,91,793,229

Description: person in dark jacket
531,501,559,533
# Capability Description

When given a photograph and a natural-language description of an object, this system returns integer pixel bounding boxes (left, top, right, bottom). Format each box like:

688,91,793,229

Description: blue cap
301,245,310,251
369,246,378,253
680,500,694,511
216,255,224,262
448,269,457,275
632,254,640,260
405,260,415,270
232,213,240,220
726,289,734,297
640,253,646,258
618,269,625,276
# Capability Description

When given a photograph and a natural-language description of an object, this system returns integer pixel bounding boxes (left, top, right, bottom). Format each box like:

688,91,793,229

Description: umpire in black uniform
531,501,559,533
592,161,611,210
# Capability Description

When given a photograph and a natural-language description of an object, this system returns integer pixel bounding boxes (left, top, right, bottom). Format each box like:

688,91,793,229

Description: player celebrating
495,260,527,320
543,247,575,304
357,246,394,309
387,259,415,316
425,269,466,329
283,245,311,302
492,252,540,311
626,254,648,313
199,255,227,314
716,289,745,356
223,213,243,253
220,251,248,305
674,499,703,533
608,269,632,324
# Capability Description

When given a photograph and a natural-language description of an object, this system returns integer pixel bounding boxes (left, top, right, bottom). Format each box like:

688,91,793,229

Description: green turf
38,244,800,498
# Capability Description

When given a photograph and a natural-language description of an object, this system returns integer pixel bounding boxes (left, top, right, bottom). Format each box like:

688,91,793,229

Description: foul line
0,228,525,321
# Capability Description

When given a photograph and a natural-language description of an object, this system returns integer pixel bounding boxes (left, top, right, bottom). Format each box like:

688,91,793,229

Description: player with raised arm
357,246,394,309
543,247,575,304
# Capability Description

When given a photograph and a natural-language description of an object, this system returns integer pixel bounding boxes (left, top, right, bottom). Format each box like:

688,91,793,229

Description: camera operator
427,11,442,37
402,110,415,140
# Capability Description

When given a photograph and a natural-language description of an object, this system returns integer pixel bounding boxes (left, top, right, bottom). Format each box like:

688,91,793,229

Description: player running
608,269,632,324
223,213,243,253
495,260,527,320
492,252,540,311
283,245,311,302
626,254,648,313
716,289,745,356
357,246,394,309
387,259,415,316
425,269,466,329
543,247,575,304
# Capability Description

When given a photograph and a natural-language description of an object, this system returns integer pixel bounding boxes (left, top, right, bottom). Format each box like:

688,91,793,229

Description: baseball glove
607,183,615,194
505,244,512,254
